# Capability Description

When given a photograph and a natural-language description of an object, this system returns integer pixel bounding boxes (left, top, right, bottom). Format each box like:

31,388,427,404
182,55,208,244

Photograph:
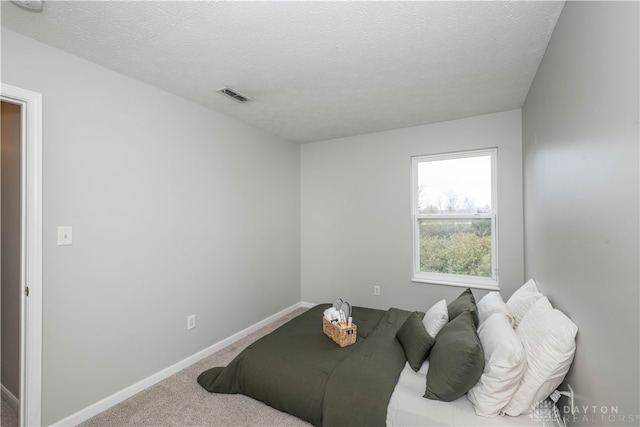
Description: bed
197,302,545,427
198,304,410,426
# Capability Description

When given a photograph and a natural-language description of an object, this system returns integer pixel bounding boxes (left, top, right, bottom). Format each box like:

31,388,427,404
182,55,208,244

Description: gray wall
1,100,22,400
301,109,524,312
1,29,301,425
522,1,639,422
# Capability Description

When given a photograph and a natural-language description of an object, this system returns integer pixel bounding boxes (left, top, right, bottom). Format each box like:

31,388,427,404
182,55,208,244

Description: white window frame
411,149,499,290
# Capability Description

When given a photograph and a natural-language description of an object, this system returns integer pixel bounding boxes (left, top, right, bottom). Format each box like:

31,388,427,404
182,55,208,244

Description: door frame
1,83,43,427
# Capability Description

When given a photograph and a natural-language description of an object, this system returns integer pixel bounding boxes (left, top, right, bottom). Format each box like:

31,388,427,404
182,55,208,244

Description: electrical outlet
187,314,196,330
374,285,381,296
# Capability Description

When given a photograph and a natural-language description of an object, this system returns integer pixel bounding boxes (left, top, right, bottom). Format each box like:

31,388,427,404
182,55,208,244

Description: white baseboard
51,301,306,427
1,383,20,413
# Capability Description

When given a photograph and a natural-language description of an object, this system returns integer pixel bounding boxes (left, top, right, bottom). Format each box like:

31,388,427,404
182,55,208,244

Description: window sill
411,275,499,291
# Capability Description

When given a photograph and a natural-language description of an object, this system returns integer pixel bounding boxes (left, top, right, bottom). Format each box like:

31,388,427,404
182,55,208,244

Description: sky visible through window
418,155,492,213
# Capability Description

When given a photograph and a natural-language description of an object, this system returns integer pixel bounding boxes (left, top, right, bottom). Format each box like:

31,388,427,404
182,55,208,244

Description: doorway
0,84,42,427
1,100,22,425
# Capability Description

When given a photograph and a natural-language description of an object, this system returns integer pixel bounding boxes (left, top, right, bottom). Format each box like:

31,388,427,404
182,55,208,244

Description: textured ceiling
1,1,564,143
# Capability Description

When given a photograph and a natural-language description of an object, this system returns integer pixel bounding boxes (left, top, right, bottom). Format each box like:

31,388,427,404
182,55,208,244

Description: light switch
57,226,73,246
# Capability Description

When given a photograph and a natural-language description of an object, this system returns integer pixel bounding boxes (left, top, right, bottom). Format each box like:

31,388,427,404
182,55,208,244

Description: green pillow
424,310,484,402
447,288,479,328
396,312,436,371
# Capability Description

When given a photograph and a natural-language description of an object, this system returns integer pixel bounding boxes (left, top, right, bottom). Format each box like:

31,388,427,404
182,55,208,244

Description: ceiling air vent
216,87,253,103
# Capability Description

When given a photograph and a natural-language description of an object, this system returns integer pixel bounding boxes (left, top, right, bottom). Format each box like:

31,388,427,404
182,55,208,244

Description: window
411,149,498,290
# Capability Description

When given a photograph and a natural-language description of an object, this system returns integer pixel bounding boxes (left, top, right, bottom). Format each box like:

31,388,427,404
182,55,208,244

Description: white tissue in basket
323,307,340,321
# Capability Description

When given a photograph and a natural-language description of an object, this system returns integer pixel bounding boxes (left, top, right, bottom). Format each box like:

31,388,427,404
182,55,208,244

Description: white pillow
502,297,578,416
467,313,527,417
422,299,448,338
477,292,513,327
506,279,543,327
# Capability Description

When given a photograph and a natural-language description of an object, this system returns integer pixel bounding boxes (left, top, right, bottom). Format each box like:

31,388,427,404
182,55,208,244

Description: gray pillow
396,312,436,371
424,310,484,402
447,288,479,328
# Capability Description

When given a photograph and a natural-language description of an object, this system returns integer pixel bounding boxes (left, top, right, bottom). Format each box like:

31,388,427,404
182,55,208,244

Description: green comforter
197,304,412,427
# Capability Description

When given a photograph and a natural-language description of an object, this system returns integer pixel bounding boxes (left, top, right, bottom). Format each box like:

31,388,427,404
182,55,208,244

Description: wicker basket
322,317,357,347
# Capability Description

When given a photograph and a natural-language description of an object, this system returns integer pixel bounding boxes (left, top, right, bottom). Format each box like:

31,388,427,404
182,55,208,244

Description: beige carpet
1,396,19,427
80,307,312,427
